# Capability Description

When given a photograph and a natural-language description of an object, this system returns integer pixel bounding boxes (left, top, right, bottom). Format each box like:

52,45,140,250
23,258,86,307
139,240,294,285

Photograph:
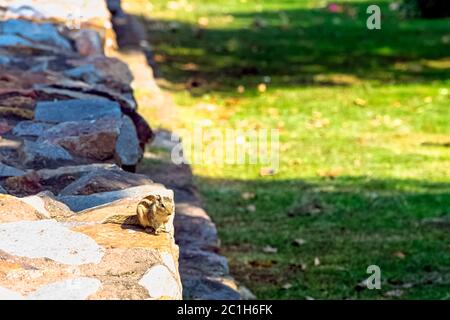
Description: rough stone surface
59,168,153,196
28,278,101,300
36,163,118,180
19,140,73,167
34,99,121,123
0,194,41,222
20,191,73,219
63,64,101,83
139,265,181,299
0,19,72,50
2,172,44,197
0,219,104,265
0,34,33,47
37,118,121,161
12,121,53,137
115,115,141,166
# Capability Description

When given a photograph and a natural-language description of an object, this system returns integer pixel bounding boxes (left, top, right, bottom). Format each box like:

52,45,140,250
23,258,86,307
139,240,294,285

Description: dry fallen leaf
353,98,367,107
317,167,343,179
258,83,267,93
314,257,321,266
260,167,276,176
263,245,278,254
198,17,209,27
282,283,293,290
249,260,276,268
237,85,245,93
292,238,307,246
393,251,406,259
384,289,404,297
241,192,256,200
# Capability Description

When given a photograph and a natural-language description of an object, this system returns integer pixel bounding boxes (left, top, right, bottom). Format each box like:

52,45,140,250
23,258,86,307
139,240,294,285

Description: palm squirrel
102,194,174,235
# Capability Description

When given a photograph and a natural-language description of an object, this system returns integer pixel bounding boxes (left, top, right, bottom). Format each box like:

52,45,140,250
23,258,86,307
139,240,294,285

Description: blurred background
125,0,449,299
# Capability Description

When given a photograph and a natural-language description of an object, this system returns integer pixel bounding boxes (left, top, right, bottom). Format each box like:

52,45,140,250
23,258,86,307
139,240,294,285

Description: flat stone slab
36,163,118,180
0,19,72,50
34,99,121,123
0,34,33,47
12,121,53,137
0,162,25,177
19,140,73,167
116,115,141,166
59,168,153,196
58,184,172,212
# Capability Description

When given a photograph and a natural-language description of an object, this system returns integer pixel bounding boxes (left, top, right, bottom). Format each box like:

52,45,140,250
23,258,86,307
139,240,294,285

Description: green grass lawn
127,0,450,299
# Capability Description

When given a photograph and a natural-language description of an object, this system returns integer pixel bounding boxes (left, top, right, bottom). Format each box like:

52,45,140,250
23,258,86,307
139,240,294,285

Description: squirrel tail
102,215,140,226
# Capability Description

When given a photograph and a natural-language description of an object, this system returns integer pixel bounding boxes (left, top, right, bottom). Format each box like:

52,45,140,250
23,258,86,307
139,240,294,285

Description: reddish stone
3,171,43,197
38,118,121,161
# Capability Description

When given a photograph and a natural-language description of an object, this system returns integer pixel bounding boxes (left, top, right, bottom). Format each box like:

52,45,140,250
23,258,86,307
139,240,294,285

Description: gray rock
0,162,25,177
0,34,33,47
239,286,257,300
174,205,219,250
12,121,53,137
19,140,73,167
34,99,121,123
0,56,11,65
59,168,153,196
36,163,119,180
0,219,104,265
115,115,141,166
152,130,180,151
37,118,121,161
63,64,101,83
179,249,229,277
58,184,172,212
34,86,110,101
0,19,71,50
182,276,241,300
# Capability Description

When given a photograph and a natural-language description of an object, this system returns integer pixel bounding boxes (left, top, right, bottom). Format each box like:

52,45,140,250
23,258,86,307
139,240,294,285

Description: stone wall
0,0,181,299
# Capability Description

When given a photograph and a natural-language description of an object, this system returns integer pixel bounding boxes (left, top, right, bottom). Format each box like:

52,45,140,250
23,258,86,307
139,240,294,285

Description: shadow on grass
192,174,450,299
135,1,450,95
140,150,450,298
